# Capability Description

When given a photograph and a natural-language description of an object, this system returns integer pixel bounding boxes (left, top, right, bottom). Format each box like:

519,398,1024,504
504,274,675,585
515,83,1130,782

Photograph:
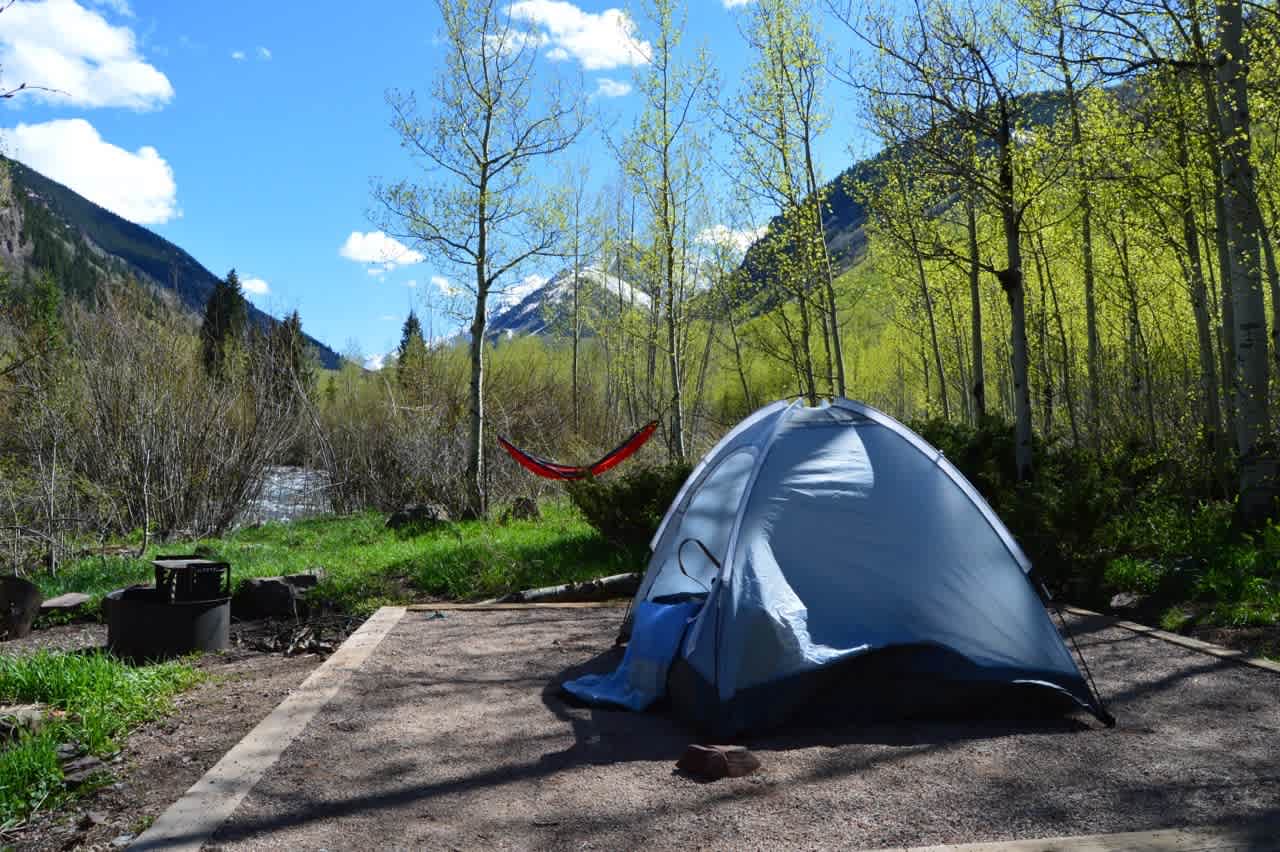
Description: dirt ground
2,621,325,852
200,608,1280,851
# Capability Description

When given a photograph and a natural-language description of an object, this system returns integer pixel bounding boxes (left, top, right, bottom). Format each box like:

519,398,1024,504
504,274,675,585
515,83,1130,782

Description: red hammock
498,421,659,481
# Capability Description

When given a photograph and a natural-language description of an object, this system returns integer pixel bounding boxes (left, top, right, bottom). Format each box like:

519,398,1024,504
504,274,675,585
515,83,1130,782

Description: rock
675,744,761,781
1110,591,1146,611
283,569,323,589
61,755,107,787
386,502,451,531
0,703,48,739
503,497,540,522
78,811,106,830
41,592,92,612
56,741,82,760
0,575,42,640
109,834,135,848
232,576,315,619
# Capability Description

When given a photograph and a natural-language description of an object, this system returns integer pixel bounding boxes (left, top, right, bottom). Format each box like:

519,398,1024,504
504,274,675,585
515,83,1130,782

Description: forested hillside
0,157,342,369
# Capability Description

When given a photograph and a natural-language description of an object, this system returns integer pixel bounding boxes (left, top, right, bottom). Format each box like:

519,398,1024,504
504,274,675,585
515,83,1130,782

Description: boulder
1110,591,1146,611
503,497,541,522
386,502,451,531
0,575,42,640
232,572,323,619
283,569,323,590
61,755,107,787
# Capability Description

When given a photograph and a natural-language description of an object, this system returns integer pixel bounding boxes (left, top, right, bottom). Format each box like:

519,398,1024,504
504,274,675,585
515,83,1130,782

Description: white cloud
364,353,386,370
340,231,425,268
506,1,650,70
230,49,246,60
697,224,767,256
380,314,398,322
722,0,753,7
594,77,631,98
256,46,272,60
3,118,178,224
403,279,419,289
0,0,173,109
431,275,458,296
242,276,270,295
88,0,133,17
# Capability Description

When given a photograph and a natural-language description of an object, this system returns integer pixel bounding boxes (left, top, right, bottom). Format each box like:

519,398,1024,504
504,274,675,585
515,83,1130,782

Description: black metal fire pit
106,556,231,661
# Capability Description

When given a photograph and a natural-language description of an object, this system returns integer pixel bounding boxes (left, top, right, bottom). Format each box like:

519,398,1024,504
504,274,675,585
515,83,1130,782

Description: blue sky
1,0,874,364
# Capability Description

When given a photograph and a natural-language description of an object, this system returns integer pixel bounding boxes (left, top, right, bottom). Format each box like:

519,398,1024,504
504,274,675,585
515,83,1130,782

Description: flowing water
237,466,333,526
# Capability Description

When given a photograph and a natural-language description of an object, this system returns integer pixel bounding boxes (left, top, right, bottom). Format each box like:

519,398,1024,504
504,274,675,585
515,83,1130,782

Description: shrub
1159,606,1192,632
1103,556,1165,595
566,462,693,551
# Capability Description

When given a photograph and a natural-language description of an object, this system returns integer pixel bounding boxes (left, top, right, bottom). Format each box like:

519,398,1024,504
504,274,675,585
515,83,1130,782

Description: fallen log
494,572,641,605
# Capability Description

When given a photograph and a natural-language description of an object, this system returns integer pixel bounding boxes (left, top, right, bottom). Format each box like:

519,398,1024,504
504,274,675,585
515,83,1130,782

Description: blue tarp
562,600,702,710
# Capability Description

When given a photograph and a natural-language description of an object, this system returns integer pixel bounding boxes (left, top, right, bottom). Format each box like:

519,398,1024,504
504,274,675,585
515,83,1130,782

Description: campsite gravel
209,608,1280,850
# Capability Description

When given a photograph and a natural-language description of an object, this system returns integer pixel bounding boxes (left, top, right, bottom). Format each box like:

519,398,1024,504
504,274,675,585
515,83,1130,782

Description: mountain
0,157,342,369
740,89,1073,284
486,265,652,338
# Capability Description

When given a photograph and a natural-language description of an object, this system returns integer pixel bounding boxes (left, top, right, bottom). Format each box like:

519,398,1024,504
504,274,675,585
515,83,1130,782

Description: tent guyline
497,421,659,481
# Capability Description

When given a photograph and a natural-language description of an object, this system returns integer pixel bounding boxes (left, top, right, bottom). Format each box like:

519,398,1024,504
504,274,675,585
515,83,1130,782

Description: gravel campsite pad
206,608,1280,850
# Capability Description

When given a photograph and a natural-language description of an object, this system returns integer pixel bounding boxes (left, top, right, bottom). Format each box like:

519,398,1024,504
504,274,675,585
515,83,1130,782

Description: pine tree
397,310,424,361
269,310,314,396
396,309,429,399
201,269,248,379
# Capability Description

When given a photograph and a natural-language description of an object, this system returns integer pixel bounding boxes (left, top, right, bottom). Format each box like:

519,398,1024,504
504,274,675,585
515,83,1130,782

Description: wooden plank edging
863,818,1280,851
407,601,627,611
1064,605,1280,675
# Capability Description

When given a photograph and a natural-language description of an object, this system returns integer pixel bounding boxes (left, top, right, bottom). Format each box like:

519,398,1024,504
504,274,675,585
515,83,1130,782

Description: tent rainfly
619,398,1112,735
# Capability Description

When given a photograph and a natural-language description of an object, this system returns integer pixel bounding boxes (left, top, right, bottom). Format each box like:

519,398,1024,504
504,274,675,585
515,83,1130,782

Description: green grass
36,500,645,616
0,651,200,827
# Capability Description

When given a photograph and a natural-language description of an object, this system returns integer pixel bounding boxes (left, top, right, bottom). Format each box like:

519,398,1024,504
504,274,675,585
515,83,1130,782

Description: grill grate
153,556,231,603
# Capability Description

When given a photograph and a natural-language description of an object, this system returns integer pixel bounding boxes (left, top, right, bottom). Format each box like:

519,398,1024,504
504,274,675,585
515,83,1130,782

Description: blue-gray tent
587,398,1111,735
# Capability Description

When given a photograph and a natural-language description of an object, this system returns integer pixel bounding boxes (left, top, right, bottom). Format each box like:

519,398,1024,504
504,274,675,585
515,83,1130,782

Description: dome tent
622,398,1112,736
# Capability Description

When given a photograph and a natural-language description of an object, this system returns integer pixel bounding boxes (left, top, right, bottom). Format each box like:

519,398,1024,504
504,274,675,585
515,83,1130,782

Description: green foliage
39,502,641,615
200,269,248,379
1103,556,1165,595
1159,606,1193,632
0,652,199,826
567,462,693,550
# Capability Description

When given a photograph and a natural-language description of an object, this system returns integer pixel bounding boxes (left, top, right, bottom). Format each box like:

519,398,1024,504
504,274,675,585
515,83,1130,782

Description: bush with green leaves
1103,556,1166,596
566,462,693,552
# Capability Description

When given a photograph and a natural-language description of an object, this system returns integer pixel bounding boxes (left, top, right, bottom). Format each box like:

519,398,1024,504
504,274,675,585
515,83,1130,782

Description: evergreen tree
268,310,315,396
396,309,429,397
397,310,425,361
201,269,248,379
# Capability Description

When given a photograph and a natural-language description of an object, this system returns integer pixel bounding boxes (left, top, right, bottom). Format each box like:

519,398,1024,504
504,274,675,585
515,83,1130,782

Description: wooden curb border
130,606,407,851
1064,605,1280,675
407,600,627,611
864,820,1280,851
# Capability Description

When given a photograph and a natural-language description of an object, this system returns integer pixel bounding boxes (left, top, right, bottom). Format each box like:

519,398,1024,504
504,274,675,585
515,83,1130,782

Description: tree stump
0,576,43,640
